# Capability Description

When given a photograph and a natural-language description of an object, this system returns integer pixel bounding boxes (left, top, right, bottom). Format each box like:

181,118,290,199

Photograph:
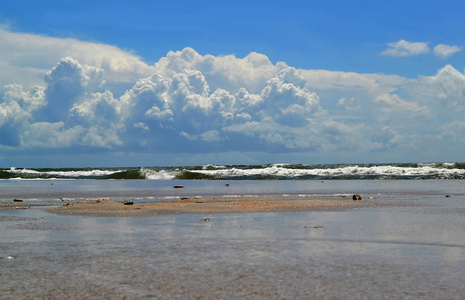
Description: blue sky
1,0,465,167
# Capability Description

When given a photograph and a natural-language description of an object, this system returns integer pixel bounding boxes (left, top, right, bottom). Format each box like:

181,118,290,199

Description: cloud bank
1,30,465,165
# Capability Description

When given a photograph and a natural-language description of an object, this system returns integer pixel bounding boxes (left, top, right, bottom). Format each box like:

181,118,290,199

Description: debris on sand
352,194,362,201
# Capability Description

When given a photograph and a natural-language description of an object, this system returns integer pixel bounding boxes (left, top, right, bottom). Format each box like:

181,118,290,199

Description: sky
1,0,465,167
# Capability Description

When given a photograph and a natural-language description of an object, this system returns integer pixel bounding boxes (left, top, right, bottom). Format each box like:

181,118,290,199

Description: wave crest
3,163,465,180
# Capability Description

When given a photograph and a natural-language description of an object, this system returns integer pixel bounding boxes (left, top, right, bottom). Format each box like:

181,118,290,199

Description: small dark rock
124,201,134,205
352,194,362,201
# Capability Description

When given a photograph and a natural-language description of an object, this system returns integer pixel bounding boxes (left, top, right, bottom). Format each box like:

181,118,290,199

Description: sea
1,162,465,203
3,162,465,298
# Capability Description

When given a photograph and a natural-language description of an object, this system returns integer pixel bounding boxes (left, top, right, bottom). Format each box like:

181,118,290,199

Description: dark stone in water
352,194,362,201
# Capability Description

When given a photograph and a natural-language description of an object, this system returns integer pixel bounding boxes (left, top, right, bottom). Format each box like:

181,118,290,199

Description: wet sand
1,192,465,299
43,195,381,217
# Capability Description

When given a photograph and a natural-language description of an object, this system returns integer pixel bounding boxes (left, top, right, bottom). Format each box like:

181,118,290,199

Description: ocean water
1,178,465,298
1,162,465,202
2,164,465,298
1,177,465,203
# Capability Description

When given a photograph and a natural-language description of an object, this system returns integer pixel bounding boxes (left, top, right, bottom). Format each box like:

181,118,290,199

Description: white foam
202,164,226,170
48,170,116,177
9,167,117,177
140,168,176,180
186,164,465,179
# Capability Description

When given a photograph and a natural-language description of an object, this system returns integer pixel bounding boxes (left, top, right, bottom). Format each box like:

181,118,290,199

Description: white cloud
338,97,361,111
81,125,123,148
69,91,122,125
133,122,149,132
2,83,46,113
181,130,223,142
433,44,462,59
381,40,462,60
20,122,85,148
374,93,418,111
3,28,465,163
0,28,155,88
382,40,430,57
0,46,437,154
0,83,44,146
300,69,405,91
440,121,465,141
154,47,285,94
412,64,465,111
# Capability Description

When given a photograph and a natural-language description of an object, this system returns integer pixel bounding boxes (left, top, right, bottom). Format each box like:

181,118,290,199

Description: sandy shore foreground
32,196,381,217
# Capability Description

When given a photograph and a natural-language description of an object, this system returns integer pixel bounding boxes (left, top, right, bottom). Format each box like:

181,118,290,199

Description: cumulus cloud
154,47,285,94
411,64,465,111
0,46,440,154
0,48,330,152
0,83,45,146
382,40,430,57
0,57,127,149
433,44,462,58
69,91,122,125
3,84,46,113
2,29,465,163
20,122,84,148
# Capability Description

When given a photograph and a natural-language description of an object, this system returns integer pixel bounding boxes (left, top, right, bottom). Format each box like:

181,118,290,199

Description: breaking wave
2,162,465,180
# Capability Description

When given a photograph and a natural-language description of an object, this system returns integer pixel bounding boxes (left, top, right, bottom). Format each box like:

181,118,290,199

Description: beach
1,180,465,299
44,195,381,217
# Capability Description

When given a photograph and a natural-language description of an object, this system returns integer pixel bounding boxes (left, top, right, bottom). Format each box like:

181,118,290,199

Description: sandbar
39,195,388,217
